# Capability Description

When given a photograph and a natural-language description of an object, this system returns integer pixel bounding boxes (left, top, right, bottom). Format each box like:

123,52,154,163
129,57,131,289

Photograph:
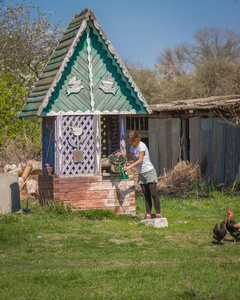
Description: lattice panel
101,116,108,158
61,116,94,175
111,115,120,153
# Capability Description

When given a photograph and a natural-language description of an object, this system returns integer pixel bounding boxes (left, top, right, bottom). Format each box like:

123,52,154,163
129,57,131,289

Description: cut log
21,165,32,181
9,167,23,176
4,164,17,173
31,161,42,175
20,185,27,194
26,179,39,195
19,177,25,191
26,159,35,166
101,158,110,168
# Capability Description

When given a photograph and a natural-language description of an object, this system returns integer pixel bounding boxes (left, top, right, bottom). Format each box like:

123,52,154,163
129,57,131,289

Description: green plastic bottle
120,166,126,179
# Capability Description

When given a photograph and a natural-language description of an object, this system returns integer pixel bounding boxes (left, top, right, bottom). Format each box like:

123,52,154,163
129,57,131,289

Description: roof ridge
73,8,89,21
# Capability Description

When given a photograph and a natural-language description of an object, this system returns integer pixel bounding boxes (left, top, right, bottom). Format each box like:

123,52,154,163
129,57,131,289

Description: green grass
1,191,240,300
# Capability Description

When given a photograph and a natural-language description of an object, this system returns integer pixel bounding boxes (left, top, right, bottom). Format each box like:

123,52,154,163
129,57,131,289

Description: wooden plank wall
224,121,238,183
149,119,159,175
189,117,202,164
150,116,240,185
190,117,240,184
212,118,225,184
149,118,181,176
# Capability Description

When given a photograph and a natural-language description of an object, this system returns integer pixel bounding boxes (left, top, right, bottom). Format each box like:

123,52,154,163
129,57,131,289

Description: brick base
38,174,136,215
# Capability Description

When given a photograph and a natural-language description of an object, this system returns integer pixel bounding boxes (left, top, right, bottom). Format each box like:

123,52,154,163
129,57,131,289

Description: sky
11,0,240,68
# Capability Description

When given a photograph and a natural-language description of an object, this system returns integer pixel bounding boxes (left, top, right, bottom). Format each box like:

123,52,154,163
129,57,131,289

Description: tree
0,0,63,163
125,60,162,104
0,72,42,162
0,0,63,88
155,28,240,100
155,44,188,80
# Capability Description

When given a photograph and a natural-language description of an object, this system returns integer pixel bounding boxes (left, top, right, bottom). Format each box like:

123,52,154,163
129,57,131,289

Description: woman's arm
123,151,144,172
115,151,133,161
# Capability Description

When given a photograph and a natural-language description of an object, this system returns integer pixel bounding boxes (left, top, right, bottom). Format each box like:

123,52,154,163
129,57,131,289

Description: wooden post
119,115,126,156
55,116,63,176
42,117,55,173
94,115,101,176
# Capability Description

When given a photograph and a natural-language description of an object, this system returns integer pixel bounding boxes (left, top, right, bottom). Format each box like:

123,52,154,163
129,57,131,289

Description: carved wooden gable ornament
19,8,151,119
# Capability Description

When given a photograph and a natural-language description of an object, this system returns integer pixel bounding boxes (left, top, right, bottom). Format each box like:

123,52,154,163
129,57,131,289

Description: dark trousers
141,182,161,215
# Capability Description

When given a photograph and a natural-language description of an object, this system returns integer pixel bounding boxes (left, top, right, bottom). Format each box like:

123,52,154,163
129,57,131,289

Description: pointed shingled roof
19,8,152,119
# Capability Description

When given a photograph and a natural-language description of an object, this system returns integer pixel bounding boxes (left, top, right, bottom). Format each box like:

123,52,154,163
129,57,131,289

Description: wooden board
189,117,202,164
149,119,159,175
212,118,225,184
225,120,237,183
149,118,180,176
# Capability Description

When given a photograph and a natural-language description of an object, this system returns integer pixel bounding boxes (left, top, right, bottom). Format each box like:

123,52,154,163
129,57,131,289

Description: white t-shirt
130,141,154,174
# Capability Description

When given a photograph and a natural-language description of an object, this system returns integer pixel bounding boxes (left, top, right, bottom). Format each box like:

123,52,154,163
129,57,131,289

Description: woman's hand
123,166,130,172
115,151,122,157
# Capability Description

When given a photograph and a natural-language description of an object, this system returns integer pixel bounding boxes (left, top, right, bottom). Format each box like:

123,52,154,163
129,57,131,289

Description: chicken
226,209,240,244
213,220,226,243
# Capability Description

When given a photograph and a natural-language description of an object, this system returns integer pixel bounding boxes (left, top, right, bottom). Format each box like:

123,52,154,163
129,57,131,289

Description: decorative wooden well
19,8,151,214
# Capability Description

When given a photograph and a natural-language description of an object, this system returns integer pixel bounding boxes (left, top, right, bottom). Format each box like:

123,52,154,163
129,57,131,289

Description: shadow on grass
211,241,225,245
212,237,240,245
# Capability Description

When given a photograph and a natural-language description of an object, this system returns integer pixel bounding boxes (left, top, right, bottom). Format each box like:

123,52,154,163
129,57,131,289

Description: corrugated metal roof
150,95,240,112
19,8,151,119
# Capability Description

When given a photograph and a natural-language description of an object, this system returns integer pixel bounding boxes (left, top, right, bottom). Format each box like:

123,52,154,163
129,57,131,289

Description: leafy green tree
157,75,204,102
0,0,63,163
125,60,162,104
0,72,41,161
0,0,63,88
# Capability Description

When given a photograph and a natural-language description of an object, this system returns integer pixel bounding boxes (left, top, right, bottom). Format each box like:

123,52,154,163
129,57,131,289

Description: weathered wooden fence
149,117,240,185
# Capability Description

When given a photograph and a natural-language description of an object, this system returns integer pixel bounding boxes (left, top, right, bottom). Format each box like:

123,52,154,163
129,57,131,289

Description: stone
141,217,168,228
0,173,20,214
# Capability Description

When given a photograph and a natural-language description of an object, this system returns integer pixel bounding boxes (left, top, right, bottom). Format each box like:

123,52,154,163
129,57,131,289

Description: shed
19,8,151,213
147,95,240,185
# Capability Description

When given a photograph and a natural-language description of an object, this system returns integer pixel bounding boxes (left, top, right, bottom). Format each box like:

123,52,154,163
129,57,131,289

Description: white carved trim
44,109,137,116
94,115,101,176
67,76,84,95
93,19,152,114
86,27,94,111
37,18,89,115
56,116,63,174
99,76,116,95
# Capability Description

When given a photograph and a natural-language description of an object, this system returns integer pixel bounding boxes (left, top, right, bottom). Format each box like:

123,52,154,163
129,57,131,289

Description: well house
19,8,152,214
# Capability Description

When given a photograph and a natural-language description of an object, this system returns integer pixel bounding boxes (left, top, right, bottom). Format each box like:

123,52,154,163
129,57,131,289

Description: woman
117,130,162,219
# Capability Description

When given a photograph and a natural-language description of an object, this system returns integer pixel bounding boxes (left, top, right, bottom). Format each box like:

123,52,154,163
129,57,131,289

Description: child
117,130,162,219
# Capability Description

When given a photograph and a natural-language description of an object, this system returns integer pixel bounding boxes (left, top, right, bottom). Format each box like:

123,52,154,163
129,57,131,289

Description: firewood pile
3,161,42,197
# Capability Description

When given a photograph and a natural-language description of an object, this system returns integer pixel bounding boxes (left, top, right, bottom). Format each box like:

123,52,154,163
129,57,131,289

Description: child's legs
141,184,152,214
147,182,161,214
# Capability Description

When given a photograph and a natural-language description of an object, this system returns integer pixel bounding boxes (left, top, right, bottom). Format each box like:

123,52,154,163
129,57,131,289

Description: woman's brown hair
127,130,141,142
